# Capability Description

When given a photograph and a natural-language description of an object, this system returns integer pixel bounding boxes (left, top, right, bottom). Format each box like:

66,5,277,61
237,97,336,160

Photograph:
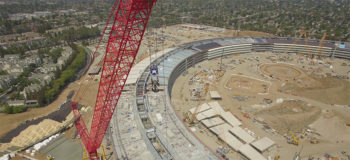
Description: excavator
317,32,327,59
284,30,309,55
287,131,300,145
186,83,209,124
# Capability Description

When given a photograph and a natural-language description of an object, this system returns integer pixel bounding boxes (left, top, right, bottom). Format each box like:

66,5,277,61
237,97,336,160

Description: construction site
0,2,350,160
172,50,350,159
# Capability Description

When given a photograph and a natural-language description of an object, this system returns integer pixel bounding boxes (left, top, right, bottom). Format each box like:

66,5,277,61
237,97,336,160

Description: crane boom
71,0,157,159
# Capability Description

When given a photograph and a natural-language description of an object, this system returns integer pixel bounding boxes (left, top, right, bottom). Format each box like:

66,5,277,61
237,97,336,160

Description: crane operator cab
150,65,159,92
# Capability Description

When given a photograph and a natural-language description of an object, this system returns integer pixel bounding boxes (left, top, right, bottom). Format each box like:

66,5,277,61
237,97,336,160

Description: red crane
70,0,157,159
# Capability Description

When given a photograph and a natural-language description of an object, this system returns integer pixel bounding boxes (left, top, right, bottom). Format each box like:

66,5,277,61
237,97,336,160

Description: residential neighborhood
0,46,73,108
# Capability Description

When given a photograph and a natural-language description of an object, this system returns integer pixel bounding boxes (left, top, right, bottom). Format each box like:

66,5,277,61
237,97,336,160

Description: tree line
1,43,87,114
35,43,86,105
0,26,100,57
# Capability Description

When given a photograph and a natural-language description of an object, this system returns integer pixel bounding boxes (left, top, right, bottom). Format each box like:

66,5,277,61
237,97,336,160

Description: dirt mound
282,76,350,105
0,101,77,143
255,100,321,134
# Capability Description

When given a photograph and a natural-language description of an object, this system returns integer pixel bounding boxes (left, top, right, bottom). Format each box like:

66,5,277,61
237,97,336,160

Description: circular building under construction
118,36,350,160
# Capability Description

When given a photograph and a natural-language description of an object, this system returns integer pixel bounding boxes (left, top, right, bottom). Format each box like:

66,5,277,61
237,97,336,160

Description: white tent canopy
221,112,242,127
209,123,232,136
239,144,267,160
219,131,243,151
201,117,225,128
229,127,255,144
251,137,275,152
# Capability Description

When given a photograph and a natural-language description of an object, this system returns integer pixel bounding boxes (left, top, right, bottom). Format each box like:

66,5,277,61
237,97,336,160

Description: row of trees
2,106,27,114
1,47,64,101
1,44,86,110
53,26,100,42
147,0,350,41
0,26,99,57
36,22,53,34
42,44,86,104
0,70,7,75
10,44,86,107
0,0,112,36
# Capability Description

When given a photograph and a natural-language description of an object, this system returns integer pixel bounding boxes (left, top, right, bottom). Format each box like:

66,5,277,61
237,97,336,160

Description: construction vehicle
187,83,209,124
346,122,350,127
310,138,319,144
284,30,309,55
288,131,300,145
70,0,157,159
47,155,55,160
242,112,251,119
274,154,280,160
293,145,303,160
317,32,327,59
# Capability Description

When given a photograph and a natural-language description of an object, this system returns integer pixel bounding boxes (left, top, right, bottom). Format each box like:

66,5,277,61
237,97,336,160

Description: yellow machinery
188,84,209,124
310,139,319,144
274,154,280,160
288,131,300,145
284,30,309,55
317,32,327,59
82,145,106,160
346,122,350,127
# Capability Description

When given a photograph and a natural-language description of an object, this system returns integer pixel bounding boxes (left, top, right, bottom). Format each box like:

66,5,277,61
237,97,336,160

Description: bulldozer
188,84,209,124
274,154,280,160
47,155,55,160
287,131,300,145
310,138,319,144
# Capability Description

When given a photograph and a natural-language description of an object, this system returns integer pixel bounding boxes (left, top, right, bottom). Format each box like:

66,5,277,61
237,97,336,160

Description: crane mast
71,0,157,159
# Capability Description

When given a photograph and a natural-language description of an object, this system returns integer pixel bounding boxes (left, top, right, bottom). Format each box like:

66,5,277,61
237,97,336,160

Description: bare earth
0,82,78,138
171,52,350,159
255,100,321,134
225,75,270,94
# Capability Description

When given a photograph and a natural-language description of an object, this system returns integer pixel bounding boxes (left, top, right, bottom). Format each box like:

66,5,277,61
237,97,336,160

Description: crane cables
73,0,120,102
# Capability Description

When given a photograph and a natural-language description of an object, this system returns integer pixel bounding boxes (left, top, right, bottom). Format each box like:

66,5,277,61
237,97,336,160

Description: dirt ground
283,76,350,105
260,63,350,105
0,62,100,159
260,63,302,80
171,52,350,159
0,83,76,139
309,109,350,144
255,100,321,134
225,75,270,94
0,75,100,139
